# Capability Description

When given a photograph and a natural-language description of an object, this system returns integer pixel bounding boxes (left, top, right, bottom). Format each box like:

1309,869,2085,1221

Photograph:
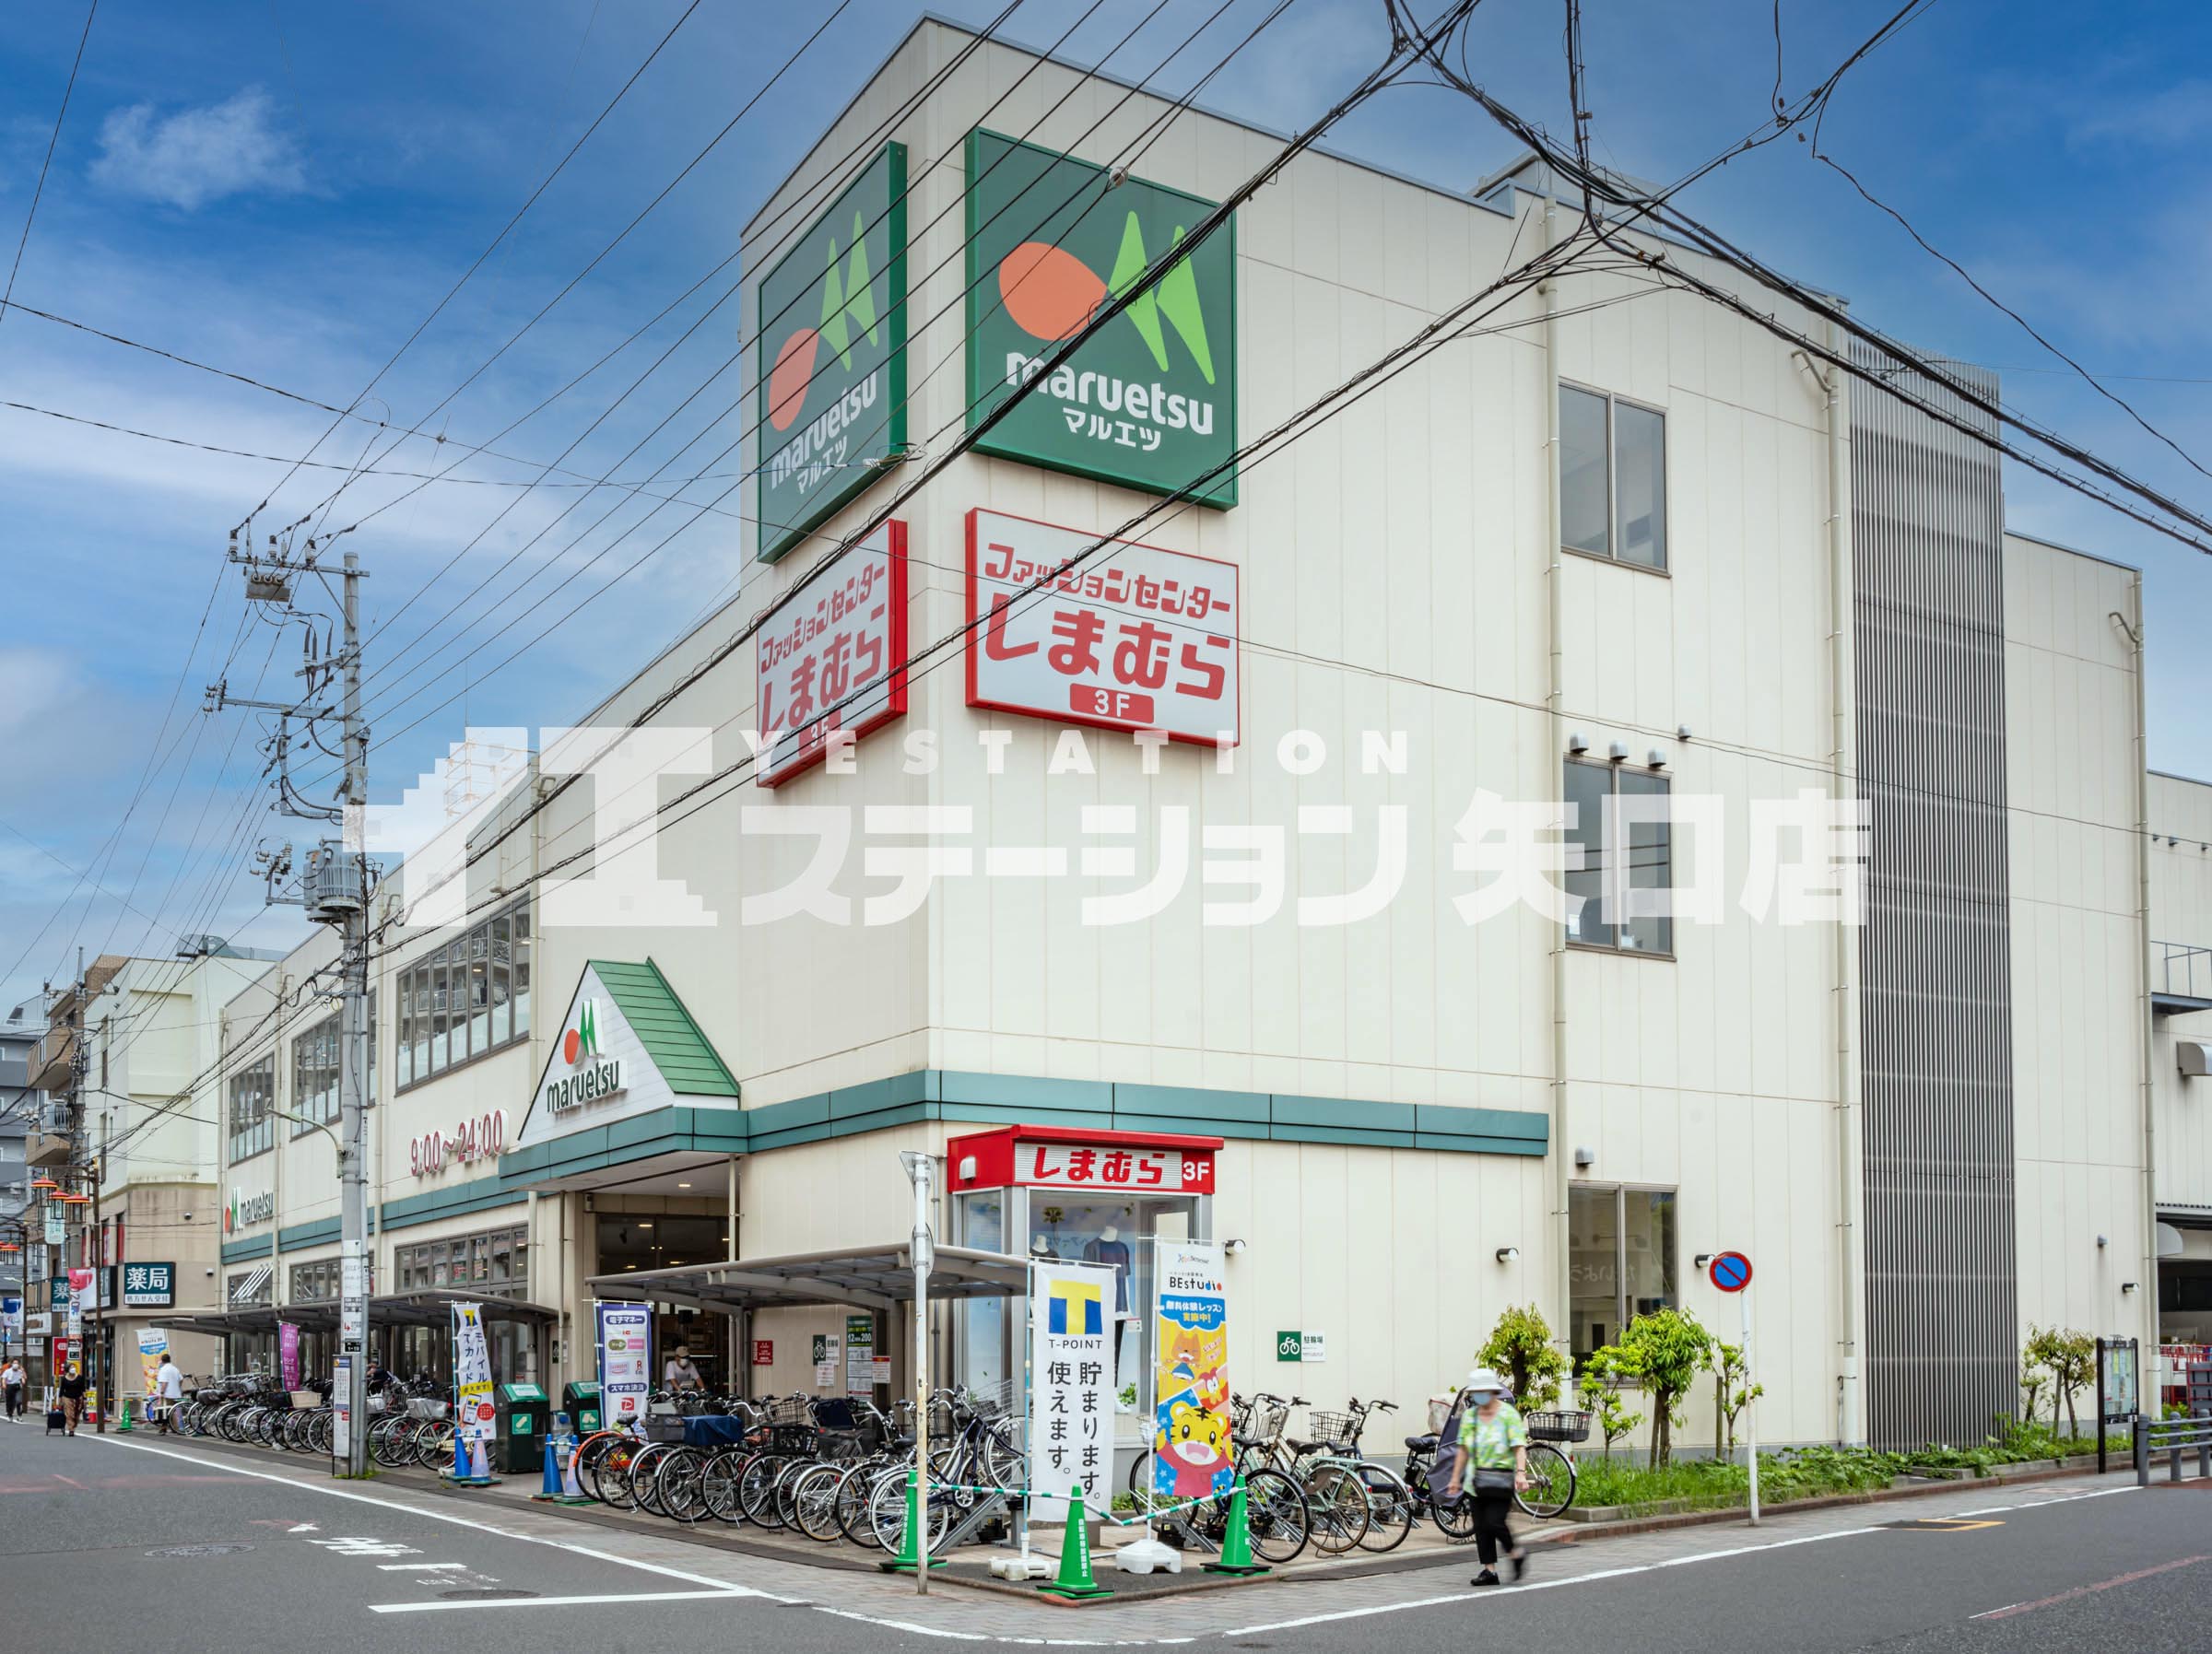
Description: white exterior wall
2150,771,2212,1217
2001,534,2154,1347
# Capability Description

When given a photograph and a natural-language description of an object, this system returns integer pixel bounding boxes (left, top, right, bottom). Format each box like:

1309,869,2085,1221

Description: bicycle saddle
1405,1432,1439,1451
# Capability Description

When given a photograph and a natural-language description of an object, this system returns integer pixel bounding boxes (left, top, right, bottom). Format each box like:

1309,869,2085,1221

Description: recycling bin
492,1382,549,1473
561,1378,601,1435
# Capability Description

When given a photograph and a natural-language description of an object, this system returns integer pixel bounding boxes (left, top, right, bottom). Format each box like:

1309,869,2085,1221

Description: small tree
1479,1303,1570,1412
1615,1308,1712,1467
2046,1329,2098,1442
1579,1352,1644,1460
1710,1338,1763,1460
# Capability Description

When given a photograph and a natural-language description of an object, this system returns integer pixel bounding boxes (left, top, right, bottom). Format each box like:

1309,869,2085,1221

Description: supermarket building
189,17,2212,1455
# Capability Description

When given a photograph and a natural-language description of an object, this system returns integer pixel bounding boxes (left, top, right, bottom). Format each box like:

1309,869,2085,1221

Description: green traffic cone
1203,1476,1272,1576
117,1396,134,1434
1037,1484,1112,1599
879,1469,948,1573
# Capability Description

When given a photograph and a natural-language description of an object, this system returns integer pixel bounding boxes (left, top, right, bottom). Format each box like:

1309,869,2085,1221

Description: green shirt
1457,1401,1527,1470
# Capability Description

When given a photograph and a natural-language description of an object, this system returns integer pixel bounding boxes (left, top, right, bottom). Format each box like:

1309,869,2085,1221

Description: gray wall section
1850,339,2020,1449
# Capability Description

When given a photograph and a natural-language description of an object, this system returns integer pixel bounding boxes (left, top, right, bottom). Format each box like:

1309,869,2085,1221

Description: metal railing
2156,942,2212,1001
2133,1412,2212,1485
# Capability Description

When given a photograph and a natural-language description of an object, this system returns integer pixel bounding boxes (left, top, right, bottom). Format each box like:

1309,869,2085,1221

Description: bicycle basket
1304,1410,1358,1450
1524,1409,1591,1443
767,1394,812,1425
1241,1398,1289,1446
641,1413,688,1443
965,1378,1016,1420
404,1396,450,1422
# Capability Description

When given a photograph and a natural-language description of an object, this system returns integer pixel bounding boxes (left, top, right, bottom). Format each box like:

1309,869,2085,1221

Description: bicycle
865,1383,1023,1554
1292,1398,1415,1554
1224,1390,1367,1554
1127,1391,1314,1566
1402,1390,1583,1528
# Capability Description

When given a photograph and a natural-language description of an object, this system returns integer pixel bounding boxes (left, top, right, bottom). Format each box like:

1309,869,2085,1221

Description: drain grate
147,1543,255,1557
438,1589,538,1601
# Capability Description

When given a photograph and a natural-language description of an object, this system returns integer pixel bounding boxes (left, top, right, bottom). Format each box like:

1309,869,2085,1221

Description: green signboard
964,130,1236,507
755,142,908,562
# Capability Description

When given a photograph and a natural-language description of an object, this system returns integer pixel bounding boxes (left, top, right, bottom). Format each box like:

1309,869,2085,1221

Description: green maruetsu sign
964,130,1236,507
755,142,908,562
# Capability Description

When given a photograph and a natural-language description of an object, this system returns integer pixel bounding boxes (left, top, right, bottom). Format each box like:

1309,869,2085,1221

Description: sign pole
1743,1285,1759,1526
900,1151,935,1597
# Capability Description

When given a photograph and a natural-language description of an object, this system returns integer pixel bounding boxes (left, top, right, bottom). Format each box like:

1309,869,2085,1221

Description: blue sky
4,0,2210,1008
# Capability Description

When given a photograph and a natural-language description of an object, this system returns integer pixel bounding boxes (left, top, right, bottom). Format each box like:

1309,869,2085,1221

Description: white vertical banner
452,1301,494,1444
1029,1261,1117,1529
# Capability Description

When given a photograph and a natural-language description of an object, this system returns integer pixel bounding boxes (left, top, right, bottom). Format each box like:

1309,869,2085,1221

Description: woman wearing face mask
1443,1366,1530,1586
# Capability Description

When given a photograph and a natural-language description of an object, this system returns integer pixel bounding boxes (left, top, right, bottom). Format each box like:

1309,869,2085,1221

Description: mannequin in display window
1083,1223,1134,1367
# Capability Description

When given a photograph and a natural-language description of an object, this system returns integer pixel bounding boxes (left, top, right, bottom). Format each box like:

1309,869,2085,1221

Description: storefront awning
588,1243,1030,1313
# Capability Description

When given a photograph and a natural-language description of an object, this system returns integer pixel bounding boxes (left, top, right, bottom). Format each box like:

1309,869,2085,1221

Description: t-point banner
756,519,909,784
1030,1260,1117,1528
965,130,1236,507
755,142,908,563
453,1301,495,1444
965,508,1239,745
1151,1239,1232,1503
594,1300,652,1427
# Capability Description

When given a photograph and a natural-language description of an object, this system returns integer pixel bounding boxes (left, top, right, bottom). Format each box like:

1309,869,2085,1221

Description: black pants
4,1387,20,1418
1473,1484,1516,1567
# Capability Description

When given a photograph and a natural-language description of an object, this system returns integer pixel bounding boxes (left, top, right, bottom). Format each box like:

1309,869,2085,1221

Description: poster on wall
453,1301,495,1445
844,1315,877,1398
755,141,908,562
966,509,1239,745
757,520,909,785
1151,1239,1231,1503
964,130,1237,506
138,1328,169,1402
279,1322,301,1391
1029,1260,1117,1527
594,1300,652,1427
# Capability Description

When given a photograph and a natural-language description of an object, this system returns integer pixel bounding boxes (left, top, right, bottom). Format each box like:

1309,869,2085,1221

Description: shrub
1578,1355,1644,1460
1478,1303,1570,1413
1710,1338,1762,1460
1609,1308,1712,1467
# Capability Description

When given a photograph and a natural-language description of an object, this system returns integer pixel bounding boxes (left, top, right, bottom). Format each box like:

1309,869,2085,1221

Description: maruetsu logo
766,212,882,494
996,211,1218,433
547,999,624,1115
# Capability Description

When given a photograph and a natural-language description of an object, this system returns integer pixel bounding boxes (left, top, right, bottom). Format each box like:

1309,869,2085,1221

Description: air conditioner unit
2180,1039,2211,1079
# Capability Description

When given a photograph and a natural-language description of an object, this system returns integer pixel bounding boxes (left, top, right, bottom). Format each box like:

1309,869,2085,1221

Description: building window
394,1221,528,1299
290,995,377,1133
227,1055,276,1164
288,1258,340,1303
1569,1185,1678,1365
1564,758,1674,956
397,905,529,1089
227,1267,274,1308
1560,383,1667,571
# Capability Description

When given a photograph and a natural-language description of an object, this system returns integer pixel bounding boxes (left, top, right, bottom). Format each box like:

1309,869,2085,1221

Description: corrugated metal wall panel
1850,339,2019,1449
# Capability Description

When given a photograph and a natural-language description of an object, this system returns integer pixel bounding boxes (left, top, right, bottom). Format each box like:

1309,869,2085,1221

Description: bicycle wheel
416,1417,457,1469
700,1449,748,1523
1352,1463,1415,1553
1125,1448,1167,1513
866,1465,951,1554
981,1425,1027,1495
312,1412,335,1455
575,1433,619,1501
658,1447,709,1522
367,1415,409,1468
772,1457,817,1529
833,1461,886,1545
790,1462,847,1542
737,1452,787,1529
1514,1444,1576,1519
1430,1487,1479,1541
1240,1469,1311,1565
599,1440,641,1510
1301,1464,1371,1554
629,1443,675,1516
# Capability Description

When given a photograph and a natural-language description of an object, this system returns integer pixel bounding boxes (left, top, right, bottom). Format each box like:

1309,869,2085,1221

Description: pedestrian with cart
56,1362,90,1436
1445,1366,1530,1587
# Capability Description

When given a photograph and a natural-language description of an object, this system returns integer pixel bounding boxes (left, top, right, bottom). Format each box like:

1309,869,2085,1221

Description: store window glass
1560,384,1612,557
1570,1184,1678,1367
397,901,531,1088
1564,759,1674,956
955,1190,1007,1398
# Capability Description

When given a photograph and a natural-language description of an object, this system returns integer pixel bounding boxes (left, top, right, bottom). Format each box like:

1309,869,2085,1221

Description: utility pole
210,529,374,1476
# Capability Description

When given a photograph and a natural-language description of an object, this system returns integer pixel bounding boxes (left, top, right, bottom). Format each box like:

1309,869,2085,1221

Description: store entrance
595,1211,734,1394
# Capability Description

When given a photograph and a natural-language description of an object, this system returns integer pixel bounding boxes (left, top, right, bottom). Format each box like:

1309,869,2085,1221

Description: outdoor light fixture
1695,1252,1715,1271
2122,1282,2139,1294
1573,1146,1594,1167
1677,724,1693,742
1608,741,1630,762
2097,1234,2109,1249
1648,748,1668,769
1225,1238,1249,1256
1495,1246,1519,1263
1568,731,1590,754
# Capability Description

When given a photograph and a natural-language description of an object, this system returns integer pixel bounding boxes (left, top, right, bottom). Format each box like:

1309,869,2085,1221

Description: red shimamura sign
965,508,1239,746
756,520,909,785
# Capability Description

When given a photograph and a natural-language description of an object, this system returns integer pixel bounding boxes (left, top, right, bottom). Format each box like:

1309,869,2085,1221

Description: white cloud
90,88,307,211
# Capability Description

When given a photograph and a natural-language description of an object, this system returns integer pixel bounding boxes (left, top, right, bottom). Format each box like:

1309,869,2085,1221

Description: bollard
2171,1445,2183,1483
2135,1415,2148,1487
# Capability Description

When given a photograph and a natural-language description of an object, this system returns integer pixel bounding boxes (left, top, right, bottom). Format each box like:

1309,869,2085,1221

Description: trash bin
561,1378,601,1435
492,1383,550,1473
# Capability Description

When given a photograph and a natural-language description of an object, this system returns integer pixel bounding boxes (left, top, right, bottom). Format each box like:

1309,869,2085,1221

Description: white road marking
379,1562,468,1570
372,1589,756,1613
84,1435,791,1602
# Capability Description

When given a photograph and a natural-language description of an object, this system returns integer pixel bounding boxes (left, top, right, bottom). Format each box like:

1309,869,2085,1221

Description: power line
0,0,97,335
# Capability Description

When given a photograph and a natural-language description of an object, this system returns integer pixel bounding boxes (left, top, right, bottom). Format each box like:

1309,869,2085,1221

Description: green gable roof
589,958,738,1099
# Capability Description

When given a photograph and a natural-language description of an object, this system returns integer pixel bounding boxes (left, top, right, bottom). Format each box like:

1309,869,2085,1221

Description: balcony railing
2156,941,2212,1003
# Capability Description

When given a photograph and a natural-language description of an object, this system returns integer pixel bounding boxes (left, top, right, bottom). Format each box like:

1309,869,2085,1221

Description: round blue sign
1709,1251,1752,1292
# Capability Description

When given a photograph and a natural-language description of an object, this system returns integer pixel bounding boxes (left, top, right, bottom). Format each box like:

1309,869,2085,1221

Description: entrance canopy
587,1243,1030,1313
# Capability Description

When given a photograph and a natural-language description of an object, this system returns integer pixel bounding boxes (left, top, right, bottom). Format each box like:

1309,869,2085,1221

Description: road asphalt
4,1414,2207,1650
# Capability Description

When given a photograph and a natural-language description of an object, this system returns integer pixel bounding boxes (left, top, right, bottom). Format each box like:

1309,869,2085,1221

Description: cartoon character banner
1028,1260,1117,1528
1152,1239,1231,1502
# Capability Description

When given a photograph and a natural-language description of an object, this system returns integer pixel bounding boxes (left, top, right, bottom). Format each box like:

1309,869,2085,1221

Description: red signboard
947,1125,1221,1195
965,508,1239,745
757,519,908,785
752,1340,775,1367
